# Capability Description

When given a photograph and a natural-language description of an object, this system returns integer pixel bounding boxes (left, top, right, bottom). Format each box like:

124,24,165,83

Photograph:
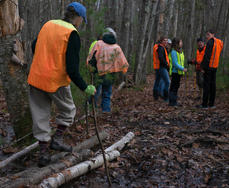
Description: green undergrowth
216,57,229,91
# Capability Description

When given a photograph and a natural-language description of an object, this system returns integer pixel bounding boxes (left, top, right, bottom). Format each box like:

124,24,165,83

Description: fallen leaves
0,74,229,187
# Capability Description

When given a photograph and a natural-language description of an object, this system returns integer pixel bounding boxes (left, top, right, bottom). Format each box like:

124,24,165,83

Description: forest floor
0,74,229,188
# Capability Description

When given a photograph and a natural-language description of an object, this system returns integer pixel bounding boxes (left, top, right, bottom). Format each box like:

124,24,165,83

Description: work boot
163,90,169,101
38,141,51,167
50,136,72,152
196,104,208,109
153,90,159,100
168,92,177,106
50,125,72,152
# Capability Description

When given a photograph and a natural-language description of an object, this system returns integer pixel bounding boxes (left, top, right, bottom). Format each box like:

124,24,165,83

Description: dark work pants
202,69,217,107
169,73,181,95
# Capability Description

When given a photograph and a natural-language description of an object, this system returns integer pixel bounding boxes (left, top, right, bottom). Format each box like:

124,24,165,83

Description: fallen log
52,130,108,162
39,150,120,188
175,129,225,136
116,81,125,91
0,149,92,188
180,136,229,148
0,131,108,169
39,132,135,188
0,131,109,188
0,141,38,169
105,132,135,152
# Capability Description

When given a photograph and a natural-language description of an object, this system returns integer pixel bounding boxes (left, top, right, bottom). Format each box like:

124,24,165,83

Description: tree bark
187,0,196,59
173,0,179,37
0,131,109,188
39,150,120,188
0,0,32,138
39,132,134,188
134,0,154,84
164,0,174,37
156,0,165,40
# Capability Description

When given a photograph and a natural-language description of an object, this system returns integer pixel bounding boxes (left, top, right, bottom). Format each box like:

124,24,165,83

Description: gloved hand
84,85,96,96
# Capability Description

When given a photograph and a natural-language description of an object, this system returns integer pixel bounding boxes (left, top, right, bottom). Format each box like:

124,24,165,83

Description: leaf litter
0,74,228,187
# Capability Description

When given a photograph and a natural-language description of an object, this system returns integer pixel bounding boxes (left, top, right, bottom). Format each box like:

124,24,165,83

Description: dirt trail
0,74,229,187
68,74,229,187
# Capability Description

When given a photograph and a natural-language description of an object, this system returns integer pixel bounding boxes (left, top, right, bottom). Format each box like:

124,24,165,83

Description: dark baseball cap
197,38,204,42
67,2,87,24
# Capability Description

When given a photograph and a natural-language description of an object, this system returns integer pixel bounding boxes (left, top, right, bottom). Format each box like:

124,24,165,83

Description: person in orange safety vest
198,29,223,109
152,36,170,101
188,38,206,99
27,2,96,167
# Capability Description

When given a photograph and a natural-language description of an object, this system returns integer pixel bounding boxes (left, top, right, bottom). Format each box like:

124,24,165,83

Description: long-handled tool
90,73,112,186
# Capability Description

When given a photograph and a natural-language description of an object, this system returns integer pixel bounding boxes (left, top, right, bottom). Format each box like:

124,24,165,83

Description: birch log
39,132,135,188
105,132,134,152
0,131,108,188
39,150,120,188
0,131,108,169
0,141,38,169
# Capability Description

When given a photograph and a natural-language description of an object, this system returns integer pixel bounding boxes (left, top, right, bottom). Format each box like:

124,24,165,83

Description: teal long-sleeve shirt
171,49,184,73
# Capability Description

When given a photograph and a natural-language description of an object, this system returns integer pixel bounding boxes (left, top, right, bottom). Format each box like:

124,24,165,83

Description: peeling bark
39,132,134,188
0,0,31,138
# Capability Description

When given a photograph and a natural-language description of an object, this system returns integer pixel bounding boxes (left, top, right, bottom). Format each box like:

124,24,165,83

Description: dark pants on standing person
169,73,181,105
202,69,217,107
153,67,170,100
196,71,204,89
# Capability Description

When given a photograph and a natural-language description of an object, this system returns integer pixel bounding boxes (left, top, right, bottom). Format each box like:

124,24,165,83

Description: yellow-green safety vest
89,40,98,53
169,51,185,75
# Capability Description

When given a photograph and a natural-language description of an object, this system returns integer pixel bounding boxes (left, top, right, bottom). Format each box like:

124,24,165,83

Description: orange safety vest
153,44,169,70
195,46,206,70
28,20,77,92
209,37,223,68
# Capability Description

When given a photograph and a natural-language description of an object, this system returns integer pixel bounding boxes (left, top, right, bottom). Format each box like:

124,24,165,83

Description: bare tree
187,0,196,60
134,0,155,84
0,0,31,138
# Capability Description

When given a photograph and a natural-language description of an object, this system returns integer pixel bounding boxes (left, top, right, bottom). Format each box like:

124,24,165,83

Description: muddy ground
0,74,229,188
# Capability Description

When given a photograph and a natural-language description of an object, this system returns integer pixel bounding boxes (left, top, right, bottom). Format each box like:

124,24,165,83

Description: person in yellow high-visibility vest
169,38,187,106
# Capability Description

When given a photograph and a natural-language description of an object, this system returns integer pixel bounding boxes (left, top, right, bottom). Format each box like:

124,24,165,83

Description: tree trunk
142,0,160,77
187,0,196,60
173,0,179,37
0,0,32,139
127,1,136,68
156,0,165,40
164,0,174,37
133,0,154,84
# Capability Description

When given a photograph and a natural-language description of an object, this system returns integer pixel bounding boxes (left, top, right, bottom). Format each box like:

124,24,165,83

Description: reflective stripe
169,53,172,75
89,40,98,53
51,20,77,31
177,52,185,75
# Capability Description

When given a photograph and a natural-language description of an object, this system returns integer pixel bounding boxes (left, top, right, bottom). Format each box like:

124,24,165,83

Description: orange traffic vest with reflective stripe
209,37,223,68
195,46,206,70
153,44,169,70
28,20,77,92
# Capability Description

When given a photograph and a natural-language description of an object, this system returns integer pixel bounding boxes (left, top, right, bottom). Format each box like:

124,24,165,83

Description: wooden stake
90,73,112,186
